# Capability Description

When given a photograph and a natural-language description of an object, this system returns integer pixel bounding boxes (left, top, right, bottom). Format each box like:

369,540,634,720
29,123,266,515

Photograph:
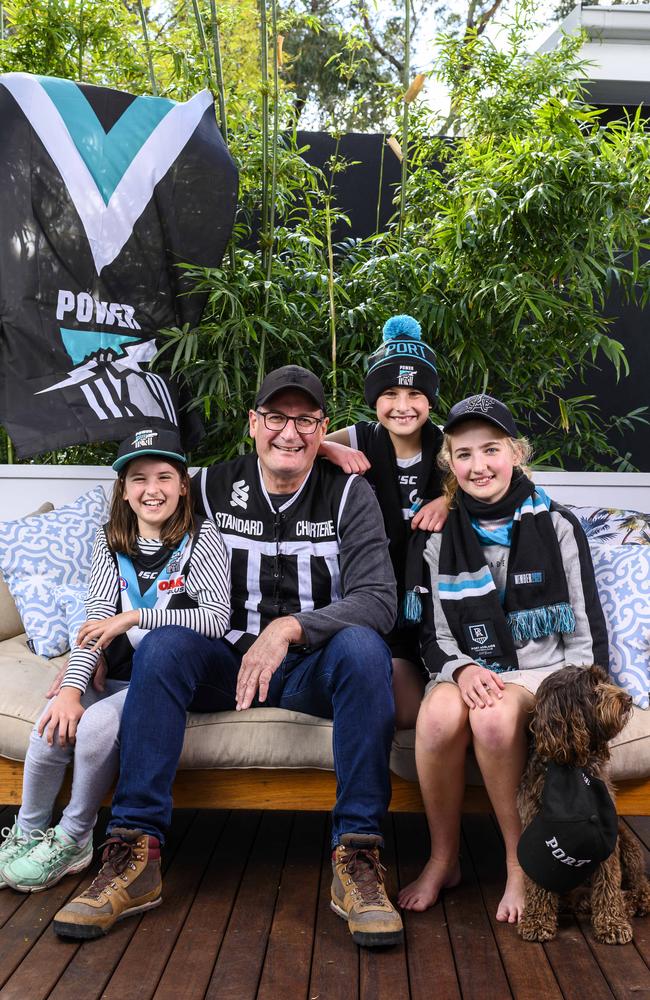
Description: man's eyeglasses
256,410,324,434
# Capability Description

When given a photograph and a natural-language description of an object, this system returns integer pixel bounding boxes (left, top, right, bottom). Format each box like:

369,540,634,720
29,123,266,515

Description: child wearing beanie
323,315,448,728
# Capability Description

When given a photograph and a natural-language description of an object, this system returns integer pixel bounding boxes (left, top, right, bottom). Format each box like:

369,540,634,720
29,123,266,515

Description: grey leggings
17,681,129,845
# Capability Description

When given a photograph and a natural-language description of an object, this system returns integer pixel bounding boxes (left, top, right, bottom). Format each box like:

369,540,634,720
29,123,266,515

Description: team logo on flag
0,72,238,457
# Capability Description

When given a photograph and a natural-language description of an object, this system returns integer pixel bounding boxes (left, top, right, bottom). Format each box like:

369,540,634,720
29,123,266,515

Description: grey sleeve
420,533,475,681
294,476,397,647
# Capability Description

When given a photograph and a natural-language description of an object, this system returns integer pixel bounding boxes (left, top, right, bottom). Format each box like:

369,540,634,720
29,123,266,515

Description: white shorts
424,664,560,699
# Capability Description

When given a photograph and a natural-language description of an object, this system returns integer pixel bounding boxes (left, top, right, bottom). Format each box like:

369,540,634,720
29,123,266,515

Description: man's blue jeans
109,625,395,847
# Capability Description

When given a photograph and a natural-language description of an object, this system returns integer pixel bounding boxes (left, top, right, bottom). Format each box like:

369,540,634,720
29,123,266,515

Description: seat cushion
390,707,650,785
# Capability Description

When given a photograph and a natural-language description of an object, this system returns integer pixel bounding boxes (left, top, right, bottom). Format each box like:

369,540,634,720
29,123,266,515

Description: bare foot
398,857,461,911
496,864,526,923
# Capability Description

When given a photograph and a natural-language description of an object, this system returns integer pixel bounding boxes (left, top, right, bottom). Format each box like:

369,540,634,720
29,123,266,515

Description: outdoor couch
0,465,649,815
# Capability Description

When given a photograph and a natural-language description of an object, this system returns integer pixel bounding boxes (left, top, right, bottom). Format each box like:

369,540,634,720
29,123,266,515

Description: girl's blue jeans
108,625,395,848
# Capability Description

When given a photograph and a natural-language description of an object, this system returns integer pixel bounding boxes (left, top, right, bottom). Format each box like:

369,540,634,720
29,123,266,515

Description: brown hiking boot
331,833,403,947
53,828,162,939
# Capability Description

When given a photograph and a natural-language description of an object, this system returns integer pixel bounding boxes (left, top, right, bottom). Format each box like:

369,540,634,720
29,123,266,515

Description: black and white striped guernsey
60,518,231,692
195,454,357,653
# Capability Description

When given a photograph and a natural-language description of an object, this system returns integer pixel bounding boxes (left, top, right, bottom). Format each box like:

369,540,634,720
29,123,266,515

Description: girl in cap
398,395,608,922
0,427,230,893
323,315,448,727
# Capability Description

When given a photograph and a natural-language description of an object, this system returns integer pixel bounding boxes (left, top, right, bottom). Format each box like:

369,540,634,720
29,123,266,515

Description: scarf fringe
400,589,423,626
506,602,576,642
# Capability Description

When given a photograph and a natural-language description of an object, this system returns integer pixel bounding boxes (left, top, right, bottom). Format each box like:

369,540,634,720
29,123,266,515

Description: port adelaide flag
0,73,238,458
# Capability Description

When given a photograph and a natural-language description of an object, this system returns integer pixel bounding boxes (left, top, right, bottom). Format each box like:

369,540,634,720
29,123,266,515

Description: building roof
537,4,650,104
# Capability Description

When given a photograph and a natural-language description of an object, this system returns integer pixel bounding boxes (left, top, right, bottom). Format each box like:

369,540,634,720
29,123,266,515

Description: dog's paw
518,921,556,943
593,921,633,945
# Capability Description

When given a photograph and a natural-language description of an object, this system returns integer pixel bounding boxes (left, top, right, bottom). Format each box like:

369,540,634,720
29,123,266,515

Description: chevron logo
0,73,213,274
230,480,249,510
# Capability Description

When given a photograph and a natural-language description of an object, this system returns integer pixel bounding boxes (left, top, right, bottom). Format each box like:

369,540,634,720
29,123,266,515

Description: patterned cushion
0,502,55,642
590,543,650,708
571,506,650,545
0,488,107,658
54,585,88,652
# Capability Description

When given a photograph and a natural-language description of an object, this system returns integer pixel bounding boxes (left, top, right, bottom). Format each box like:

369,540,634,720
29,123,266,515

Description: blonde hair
438,427,533,506
105,459,194,556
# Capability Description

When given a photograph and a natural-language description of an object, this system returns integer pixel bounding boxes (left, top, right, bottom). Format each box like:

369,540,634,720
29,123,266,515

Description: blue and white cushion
54,585,88,652
590,543,650,709
0,487,107,657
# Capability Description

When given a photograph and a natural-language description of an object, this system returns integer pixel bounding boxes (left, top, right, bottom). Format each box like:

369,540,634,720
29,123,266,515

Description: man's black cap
254,365,327,413
113,426,187,473
443,394,518,437
517,763,619,893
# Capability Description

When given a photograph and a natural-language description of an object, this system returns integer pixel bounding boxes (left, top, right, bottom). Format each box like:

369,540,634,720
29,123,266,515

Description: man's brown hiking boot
331,833,403,947
53,828,162,939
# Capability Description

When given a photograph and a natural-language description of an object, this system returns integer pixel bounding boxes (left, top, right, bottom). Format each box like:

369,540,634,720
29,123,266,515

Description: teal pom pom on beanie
383,314,422,342
364,313,438,406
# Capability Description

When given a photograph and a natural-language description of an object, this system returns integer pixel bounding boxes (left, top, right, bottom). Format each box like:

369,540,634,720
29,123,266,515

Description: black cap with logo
113,427,187,473
517,762,619,893
443,394,519,437
255,365,327,413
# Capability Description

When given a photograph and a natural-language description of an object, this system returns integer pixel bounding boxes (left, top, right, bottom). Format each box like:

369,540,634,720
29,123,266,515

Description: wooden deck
0,805,648,1000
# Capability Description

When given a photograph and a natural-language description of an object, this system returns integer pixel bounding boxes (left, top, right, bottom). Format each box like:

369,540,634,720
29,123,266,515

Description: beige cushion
179,709,335,770
390,707,650,785
0,632,647,784
0,502,54,642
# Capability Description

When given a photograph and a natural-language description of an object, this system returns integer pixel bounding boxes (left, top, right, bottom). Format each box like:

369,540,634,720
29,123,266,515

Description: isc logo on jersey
119,577,128,591
158,576,186,594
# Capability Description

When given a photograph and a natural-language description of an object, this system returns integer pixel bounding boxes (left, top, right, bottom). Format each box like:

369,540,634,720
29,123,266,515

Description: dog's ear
531,667,593,766
594,678,633,748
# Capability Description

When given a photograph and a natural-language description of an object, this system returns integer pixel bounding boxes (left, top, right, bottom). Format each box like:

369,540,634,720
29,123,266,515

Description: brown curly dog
517,665,650,944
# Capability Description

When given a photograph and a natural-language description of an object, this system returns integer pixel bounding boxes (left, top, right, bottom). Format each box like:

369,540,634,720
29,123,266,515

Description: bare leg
392,657,425,730
470,684,533,923
398,684,468,911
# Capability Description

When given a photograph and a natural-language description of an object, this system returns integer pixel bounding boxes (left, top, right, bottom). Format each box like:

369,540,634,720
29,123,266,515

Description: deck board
0,809,647,999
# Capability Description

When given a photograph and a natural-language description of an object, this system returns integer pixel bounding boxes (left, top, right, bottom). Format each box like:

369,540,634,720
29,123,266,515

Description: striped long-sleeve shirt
61,519,231,692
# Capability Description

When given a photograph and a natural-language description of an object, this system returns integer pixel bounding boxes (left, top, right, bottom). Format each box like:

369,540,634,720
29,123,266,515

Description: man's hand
318,440,371,475
411,496,449,532
76,611,139,651
38,687,85,746
236,617,304,711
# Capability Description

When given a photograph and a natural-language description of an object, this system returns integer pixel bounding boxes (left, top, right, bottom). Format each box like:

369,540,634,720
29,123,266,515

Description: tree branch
352,1,403,75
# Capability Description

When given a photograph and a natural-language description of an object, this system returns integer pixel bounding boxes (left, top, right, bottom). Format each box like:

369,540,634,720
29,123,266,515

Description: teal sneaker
0,821,34,888
2,825,93,893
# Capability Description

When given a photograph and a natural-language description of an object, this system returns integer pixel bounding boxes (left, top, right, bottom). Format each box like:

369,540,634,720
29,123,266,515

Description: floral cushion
0,488,107,657
590,543,650,709
571,506,650,545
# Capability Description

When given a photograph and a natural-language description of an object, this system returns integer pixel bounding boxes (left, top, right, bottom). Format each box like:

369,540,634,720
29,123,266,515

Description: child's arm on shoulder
320,427,370,474
411,495,449,532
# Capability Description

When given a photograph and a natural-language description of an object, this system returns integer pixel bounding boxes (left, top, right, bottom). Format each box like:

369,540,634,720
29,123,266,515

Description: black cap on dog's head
517,762,618,893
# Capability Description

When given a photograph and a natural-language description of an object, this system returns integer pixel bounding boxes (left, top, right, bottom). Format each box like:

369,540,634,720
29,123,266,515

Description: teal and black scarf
436,474,575,672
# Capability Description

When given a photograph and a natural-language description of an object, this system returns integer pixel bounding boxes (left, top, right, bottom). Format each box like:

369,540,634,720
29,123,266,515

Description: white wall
2,464,650,521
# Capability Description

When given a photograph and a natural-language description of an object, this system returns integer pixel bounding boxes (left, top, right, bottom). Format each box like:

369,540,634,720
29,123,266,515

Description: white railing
1,464,650,521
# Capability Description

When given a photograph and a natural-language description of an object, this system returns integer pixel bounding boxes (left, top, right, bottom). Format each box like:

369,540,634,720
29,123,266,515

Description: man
54,365,403,948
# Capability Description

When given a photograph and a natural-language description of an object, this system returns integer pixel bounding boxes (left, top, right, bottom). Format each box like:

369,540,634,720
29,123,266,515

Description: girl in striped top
0,428,230,893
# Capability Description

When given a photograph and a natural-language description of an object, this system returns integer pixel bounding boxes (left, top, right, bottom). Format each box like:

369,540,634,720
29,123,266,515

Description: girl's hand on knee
456,664,505,710
39,688,85,746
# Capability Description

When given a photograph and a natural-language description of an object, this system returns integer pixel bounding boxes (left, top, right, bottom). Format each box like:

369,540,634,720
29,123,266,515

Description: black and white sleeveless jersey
194,455,356,652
